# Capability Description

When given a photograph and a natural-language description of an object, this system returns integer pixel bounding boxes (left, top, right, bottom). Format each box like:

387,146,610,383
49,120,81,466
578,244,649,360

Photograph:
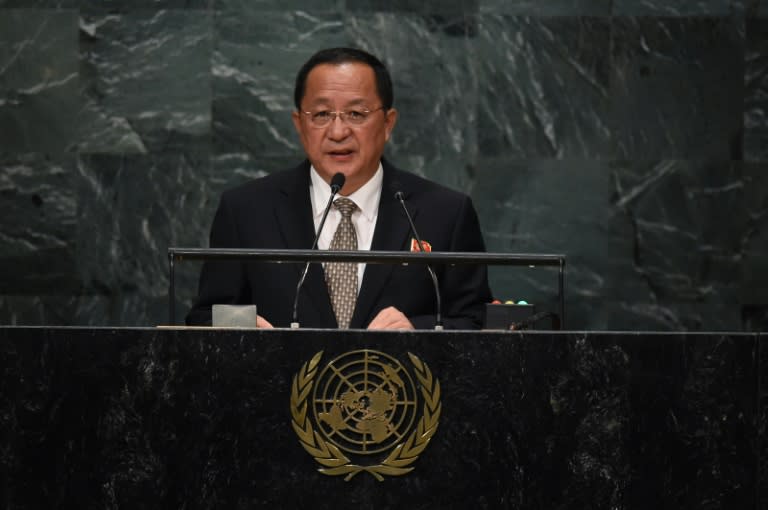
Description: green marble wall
1,1,766,330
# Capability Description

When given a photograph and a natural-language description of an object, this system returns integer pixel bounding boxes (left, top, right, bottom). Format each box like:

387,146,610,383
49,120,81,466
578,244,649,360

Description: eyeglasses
300,106,385,127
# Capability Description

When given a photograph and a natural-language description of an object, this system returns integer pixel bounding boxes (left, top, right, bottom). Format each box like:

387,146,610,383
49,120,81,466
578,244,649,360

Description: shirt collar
310,163,383,222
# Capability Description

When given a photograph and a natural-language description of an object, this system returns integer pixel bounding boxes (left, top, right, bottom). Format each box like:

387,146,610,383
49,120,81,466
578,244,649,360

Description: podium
0,327,762,508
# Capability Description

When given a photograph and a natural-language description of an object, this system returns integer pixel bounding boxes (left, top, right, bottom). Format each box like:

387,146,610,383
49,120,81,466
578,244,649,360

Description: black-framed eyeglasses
300,106,385,127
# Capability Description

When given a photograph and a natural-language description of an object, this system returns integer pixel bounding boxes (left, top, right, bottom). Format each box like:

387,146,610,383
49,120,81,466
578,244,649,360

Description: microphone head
330,172,345,193
394,190,405,201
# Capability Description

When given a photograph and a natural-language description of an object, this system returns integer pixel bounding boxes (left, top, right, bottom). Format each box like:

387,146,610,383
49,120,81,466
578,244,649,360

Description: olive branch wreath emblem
290,350,441,481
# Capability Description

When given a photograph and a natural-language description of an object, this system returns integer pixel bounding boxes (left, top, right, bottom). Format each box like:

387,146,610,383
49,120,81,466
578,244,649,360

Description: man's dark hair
293,47,394,111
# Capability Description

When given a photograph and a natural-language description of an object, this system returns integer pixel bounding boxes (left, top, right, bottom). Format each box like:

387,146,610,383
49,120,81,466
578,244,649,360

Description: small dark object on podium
484,304,561,330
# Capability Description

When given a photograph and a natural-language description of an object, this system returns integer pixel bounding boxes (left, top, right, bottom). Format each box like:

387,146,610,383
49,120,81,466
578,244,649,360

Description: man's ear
384,108,398,141
291,110,302,135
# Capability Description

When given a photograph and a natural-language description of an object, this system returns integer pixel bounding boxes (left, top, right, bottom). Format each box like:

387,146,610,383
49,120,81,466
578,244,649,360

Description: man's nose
326,114,351,140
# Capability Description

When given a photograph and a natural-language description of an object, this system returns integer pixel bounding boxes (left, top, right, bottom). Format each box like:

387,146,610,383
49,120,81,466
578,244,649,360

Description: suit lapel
274,163,336,326
350,166,413,328
274,163,315,250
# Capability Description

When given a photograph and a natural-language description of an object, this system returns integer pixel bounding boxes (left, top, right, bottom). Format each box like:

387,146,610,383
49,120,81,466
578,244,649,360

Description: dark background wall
0,0,766,330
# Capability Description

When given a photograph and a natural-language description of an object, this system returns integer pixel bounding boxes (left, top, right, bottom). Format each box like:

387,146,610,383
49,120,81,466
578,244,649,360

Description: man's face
292,62,397,195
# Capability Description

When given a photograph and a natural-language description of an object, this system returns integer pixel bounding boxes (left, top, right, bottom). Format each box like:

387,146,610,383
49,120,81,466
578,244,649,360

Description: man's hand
256,315,274,328
367,306,414,330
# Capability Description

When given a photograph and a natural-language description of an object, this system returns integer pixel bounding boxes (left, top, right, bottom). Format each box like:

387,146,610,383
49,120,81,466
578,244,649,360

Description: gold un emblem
290,349,441,481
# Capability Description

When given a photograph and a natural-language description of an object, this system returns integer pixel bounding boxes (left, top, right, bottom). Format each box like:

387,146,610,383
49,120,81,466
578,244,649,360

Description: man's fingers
367,306,414,330
256,315,274,328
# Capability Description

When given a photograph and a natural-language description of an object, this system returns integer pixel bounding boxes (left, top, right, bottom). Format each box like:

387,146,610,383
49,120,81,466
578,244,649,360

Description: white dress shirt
309,164,383,292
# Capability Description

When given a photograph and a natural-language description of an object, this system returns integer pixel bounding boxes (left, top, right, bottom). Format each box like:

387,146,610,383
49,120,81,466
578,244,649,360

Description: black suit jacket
186,159,492,329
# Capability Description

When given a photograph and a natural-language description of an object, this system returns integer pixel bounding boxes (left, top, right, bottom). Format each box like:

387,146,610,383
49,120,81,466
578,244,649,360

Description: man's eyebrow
305,97,370,107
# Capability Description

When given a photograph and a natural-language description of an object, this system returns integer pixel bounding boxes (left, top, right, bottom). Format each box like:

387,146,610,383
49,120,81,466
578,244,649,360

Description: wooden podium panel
0,327,762,509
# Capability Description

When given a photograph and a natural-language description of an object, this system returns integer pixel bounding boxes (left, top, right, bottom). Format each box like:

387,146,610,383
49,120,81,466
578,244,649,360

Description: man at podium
187,47,492,330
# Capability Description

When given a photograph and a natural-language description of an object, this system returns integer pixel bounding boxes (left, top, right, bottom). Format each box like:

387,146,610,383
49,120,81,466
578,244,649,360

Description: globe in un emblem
312,350,419,454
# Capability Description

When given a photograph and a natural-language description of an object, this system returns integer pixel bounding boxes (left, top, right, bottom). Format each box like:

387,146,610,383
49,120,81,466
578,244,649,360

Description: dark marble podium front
0,327,764,509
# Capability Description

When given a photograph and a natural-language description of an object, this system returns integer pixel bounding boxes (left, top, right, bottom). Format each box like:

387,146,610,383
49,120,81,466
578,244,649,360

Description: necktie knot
333,197,357,218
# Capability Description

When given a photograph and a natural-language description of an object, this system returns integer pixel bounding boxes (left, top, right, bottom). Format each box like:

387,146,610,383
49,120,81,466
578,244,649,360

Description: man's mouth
328,149,354,159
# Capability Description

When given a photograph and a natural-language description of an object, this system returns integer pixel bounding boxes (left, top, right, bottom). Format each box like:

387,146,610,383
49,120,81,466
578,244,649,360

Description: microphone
394,190,443,330
291,172,345,328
